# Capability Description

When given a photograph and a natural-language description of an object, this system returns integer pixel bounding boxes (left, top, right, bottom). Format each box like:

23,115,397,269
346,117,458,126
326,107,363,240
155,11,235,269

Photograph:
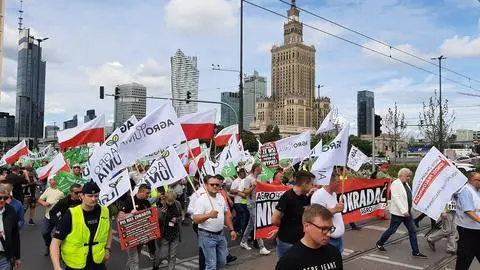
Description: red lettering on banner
413,157,449,204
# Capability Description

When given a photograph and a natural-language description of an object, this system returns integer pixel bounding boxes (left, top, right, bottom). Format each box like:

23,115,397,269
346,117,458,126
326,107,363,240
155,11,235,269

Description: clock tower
284,0,303,44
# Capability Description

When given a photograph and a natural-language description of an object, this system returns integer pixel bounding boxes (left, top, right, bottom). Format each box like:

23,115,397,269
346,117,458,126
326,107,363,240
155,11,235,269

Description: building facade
44,125,59,139
357,90,374,136
114,82,147,129
220,92,239,127
84,109,96,123
252,0,329,136
0,112,15,137
15,28,47,139
243,71,267,130
171,49,199,117
63,115,78,129
456,129,474,142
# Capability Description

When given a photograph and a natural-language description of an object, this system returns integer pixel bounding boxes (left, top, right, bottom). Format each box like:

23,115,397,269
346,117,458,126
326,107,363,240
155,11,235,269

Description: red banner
117,207,161,250
259,142,279,168
338,178,391,224
254,182,290,239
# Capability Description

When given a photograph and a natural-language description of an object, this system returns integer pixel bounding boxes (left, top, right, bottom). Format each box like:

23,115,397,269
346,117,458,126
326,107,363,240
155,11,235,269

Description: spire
291,0,296,8
18,0,23,32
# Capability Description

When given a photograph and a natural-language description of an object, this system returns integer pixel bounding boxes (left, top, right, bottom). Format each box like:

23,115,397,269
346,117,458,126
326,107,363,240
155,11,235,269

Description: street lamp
431,55,446,154
316,84,325,128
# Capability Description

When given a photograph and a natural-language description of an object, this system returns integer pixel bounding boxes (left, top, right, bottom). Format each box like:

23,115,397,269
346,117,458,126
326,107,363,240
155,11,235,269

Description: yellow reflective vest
61,205,110,269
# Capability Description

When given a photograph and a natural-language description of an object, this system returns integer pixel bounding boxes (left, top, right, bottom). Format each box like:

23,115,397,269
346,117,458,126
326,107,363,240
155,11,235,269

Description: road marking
364,225,406,234
182,261,198,268
418,233,425,237
111,234,150,257
172,265,190,270
342,249,354,256
362,256,424,269
368,254,390,259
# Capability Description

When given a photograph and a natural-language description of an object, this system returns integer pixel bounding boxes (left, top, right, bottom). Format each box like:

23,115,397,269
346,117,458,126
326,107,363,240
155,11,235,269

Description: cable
277,0,480,87
242,0,480,92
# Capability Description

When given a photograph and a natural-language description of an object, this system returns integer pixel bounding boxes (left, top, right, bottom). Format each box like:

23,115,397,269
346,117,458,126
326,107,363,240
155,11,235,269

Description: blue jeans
198,230,228,270
276,238,294,259
241,205,265,249
0,255,11,270
378,214,419,254
328,237,344,253
42,217,56,247
234,203,249,235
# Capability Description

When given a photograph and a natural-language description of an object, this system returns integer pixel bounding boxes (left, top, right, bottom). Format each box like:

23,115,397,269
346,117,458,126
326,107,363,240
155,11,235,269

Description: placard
259,142,279,168
117,207,161,250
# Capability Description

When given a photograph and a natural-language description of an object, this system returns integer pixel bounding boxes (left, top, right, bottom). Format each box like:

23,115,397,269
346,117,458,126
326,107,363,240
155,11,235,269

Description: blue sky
1,0,480,137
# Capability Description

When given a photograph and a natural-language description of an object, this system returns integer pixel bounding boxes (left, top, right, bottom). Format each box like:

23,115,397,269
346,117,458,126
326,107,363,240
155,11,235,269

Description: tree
383,103,407,158
348,135,372,156
241,130,258,153
418,90,455,151
259,125,281,143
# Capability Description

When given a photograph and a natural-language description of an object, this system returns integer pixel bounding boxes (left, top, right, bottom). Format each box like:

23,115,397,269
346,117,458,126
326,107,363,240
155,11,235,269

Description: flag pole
186,141,214,209
129,185,137,211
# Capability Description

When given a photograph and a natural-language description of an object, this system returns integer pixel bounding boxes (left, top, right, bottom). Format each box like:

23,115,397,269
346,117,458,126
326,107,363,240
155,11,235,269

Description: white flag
312,167,334,186
137,146,188,189
311,124,350,172
217,136,243,173
315,111,334,135
99,169,130,207
276,131,311,160
119,103,186,165
88,115,138,186
412,147,467,220
310,139,323,157
25,145,52,160
346,146,368,172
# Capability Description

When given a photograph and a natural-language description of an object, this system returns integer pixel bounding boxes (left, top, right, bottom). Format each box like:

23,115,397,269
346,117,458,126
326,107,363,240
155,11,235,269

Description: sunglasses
308,222,336,234
73,191,82,195
0,196,9,201
208,183,221,187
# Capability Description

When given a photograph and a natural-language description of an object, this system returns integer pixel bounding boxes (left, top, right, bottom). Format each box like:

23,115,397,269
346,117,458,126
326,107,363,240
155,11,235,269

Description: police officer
50,181,112,270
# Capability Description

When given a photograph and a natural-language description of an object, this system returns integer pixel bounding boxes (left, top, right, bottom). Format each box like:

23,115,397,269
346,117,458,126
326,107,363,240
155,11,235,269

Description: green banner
255,157,276,182
63,147,90,166
54,171,89,194
221,162,237,178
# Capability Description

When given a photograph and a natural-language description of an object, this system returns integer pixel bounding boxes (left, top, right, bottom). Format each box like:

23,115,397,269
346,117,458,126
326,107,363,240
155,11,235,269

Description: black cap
82,181,100,194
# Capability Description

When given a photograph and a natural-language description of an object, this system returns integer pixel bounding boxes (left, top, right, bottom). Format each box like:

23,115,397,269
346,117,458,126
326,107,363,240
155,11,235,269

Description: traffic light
186,91,192,104
99,86,104,99
374,114,382,137
115,87,120,100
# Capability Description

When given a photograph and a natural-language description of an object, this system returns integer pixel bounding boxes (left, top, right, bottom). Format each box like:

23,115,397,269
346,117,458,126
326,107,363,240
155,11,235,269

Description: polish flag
57,115,105,151
185,151,206,176
180,110,216,141
214,124,239,147
0,140,28,165
47,153,71,179
176,139,201,158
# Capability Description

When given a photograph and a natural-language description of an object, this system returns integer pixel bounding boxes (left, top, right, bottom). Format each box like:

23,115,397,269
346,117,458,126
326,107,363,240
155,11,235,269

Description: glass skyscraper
357,90,375,136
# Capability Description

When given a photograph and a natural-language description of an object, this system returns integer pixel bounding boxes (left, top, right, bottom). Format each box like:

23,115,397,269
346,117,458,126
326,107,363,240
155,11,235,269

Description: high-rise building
253,0,329,136
357,90,375,136
0,112,15,137
15,28,47,139
220,92,239,127
243,71,267,130
114,82,146,128
84,109,96,123
64,115,78,130
171,49,199,117
44,125,59,139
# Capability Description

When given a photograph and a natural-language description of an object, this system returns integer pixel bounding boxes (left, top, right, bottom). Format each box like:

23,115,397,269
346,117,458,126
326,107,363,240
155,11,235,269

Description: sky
1,0,480,138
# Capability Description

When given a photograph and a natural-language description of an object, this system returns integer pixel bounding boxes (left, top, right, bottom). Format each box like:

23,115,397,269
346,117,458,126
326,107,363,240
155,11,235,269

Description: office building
171,49,199,117
114,82,147,128
84,109,96,123
15,28,47,139
44,125,59,139
243,71,267,130
63,115,78,129
357,90,375,136
220,92,239,127
0,112,15,137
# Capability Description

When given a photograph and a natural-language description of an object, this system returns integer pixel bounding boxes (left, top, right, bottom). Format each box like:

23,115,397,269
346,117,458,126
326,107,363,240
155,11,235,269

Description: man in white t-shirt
229,168,249,235
193,175,237,270
310,172,345,252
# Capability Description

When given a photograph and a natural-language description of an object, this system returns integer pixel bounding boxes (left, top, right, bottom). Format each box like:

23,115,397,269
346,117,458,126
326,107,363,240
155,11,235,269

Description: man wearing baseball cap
50,181,112,270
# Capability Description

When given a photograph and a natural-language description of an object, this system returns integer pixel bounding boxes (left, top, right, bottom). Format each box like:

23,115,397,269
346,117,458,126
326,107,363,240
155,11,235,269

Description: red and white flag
46,153,70,179
176,139,201,159
0,140,28,166
214,124,238,147
180,109,216,141
57,115,105,151
185,151,206,176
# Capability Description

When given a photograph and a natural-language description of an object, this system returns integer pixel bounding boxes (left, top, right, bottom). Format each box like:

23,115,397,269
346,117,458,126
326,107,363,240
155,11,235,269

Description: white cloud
164,0,236,34
0,90,15,114
257,42,273,54
439,35,480,58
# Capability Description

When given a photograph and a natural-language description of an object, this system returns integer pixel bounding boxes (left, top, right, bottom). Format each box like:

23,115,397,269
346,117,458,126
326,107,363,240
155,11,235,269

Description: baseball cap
72,164,82,169
82,181,100,194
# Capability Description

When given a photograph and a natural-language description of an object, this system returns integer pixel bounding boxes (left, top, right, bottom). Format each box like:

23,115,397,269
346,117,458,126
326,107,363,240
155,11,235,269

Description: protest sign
259,142,279,168
337,178,390,224
117,207,161,250
254,182,290,239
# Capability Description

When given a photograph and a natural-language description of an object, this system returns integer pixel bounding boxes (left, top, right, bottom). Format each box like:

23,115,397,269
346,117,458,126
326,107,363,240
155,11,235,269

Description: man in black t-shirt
276,204,343,270
272,170,316,258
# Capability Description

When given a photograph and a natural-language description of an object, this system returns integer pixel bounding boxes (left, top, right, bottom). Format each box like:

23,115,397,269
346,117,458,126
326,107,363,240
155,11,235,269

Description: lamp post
316,84,324,128
431,55,446,154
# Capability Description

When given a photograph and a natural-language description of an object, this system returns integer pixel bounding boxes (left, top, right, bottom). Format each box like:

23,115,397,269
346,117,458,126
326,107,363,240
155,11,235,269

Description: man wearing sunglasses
276,204,342,270
48,183,82,226
193,175,236,270
50,181,112,270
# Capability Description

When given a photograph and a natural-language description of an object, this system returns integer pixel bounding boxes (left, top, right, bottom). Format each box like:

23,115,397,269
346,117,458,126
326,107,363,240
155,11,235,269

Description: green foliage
311,135,320,149
348,135,372,156
241,130,258,153
259,125,281,143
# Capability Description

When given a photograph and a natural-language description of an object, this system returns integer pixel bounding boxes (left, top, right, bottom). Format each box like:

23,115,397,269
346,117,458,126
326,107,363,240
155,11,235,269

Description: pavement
18,207,480,270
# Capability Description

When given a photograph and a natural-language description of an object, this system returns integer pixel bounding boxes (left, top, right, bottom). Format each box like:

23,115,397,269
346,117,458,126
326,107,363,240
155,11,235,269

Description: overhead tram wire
276,0,480,88
242,0,480,93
